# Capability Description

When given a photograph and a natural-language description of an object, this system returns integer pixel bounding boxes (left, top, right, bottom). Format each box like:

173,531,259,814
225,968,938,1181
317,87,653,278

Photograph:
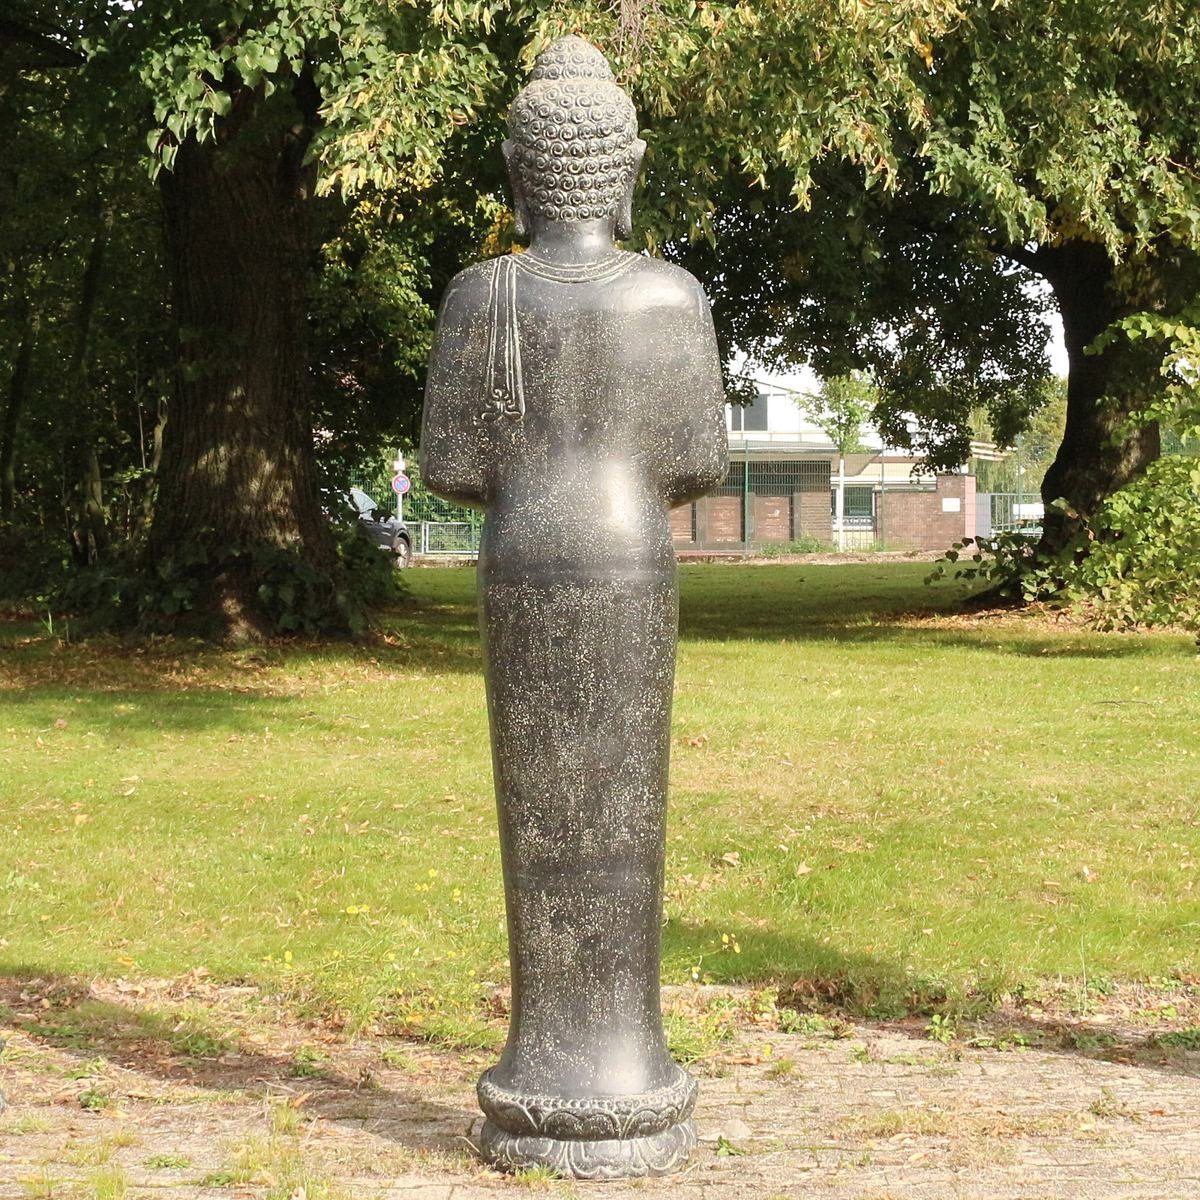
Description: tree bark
1031,240,1159,556
66,208,112,564
151,80,342,639
1,294,37,521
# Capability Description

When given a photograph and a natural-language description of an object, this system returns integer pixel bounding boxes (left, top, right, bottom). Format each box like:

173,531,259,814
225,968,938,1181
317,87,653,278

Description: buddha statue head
503,36,647,241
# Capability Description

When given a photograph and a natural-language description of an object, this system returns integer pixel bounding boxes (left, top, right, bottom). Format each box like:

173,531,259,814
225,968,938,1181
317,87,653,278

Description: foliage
799,374,875,458
1070,457,1200,635
624,2,1200,482
1096,301,1200,446
7,0,1200,631
931,458,1200,634
308,189,493,476
0,11,172,560
48,511,401,636
942,292,1200,628
0,523,69,602
926,531,1051,601
3,1,504,635
669,175,1055,470
756,536,832,557
973,378,1068,496
108,1,510,197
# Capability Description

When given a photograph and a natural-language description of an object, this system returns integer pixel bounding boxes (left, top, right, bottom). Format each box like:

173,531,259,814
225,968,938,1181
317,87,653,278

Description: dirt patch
2,977,1198,1199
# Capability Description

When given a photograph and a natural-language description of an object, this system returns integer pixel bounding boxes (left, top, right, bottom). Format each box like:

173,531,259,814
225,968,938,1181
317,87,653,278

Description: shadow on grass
0,685,315,735
678,588,1173,660
660,920,1200,1080
862,1000,1200,1078
399,567,1178,660
1,567,1178,730
0,973,480,1162
0,597,486,733
683,622,1170,660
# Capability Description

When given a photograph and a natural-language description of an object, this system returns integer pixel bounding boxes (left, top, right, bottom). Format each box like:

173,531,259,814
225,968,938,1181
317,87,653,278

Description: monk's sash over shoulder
480,256,525,423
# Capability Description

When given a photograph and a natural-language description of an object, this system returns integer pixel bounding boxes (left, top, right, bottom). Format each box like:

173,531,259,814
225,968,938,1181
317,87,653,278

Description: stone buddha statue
420,35,728,1179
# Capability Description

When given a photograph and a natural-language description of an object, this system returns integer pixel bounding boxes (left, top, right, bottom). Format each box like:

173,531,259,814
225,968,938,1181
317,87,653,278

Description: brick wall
795,490,830,540
754,494,792,542
699,495,743,543
878,474,976,551
669,503,694,543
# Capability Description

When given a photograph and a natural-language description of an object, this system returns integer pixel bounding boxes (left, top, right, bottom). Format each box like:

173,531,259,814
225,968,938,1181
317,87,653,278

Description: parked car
348,487,412,568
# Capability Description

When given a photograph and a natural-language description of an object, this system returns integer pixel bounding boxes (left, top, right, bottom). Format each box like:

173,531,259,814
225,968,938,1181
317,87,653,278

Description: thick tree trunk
1034,240,1159,556
152,99,341,640
1,295,37,520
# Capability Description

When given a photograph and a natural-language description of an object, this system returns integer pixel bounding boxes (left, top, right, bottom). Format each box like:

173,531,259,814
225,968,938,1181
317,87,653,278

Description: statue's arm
419,274,490,508
660,286,729,507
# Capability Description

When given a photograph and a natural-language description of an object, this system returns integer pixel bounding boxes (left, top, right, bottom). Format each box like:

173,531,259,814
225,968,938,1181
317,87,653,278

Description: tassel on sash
480,256,524,422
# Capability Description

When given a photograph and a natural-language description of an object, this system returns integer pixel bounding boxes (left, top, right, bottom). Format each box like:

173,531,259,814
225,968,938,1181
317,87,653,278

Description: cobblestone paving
1,980,1198,1200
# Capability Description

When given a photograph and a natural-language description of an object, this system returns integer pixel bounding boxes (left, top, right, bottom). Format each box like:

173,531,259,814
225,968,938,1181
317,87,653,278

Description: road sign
392,473,411,496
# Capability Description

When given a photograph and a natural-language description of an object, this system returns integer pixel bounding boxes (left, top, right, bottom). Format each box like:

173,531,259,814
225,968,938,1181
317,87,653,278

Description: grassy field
2,563,1198,1046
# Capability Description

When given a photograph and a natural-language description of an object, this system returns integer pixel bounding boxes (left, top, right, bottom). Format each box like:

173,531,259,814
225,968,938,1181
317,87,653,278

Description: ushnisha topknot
507,35,639,224
528,34,615,82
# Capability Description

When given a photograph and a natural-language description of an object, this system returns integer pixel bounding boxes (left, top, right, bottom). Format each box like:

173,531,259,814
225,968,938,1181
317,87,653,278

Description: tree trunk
152,89,342,640
140,392,166,525
1,295,37,521
66,208,112,565
1034,240,1160,556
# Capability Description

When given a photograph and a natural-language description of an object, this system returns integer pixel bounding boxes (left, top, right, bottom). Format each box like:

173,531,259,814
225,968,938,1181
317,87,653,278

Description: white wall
726,378,897,453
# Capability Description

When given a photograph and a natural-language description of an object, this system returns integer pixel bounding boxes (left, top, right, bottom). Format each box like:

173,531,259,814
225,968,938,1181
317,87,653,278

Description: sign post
392,454,408,521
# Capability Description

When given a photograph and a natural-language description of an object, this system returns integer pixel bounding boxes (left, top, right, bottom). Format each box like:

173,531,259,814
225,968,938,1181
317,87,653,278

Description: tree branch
0,15,84,68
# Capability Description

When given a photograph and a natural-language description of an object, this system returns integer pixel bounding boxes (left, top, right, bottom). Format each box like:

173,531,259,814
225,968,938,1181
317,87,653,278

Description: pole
878,443,885,548
836,452,846,553
393,451,406,523
741,446,749,553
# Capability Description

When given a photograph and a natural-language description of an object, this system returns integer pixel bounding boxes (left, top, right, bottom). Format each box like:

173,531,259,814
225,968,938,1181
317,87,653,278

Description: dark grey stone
419,34,727,1180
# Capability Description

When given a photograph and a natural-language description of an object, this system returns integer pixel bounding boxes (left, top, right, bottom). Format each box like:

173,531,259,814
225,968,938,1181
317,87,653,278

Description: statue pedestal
478,1069,697,1178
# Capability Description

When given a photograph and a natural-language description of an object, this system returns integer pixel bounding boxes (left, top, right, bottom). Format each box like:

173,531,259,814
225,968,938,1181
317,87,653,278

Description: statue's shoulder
437,259,497,318
622,255,710,312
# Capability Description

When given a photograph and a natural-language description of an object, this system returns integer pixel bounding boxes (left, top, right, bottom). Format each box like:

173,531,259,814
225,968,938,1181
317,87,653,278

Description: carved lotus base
476,1067,698,1178
479,1117,697,1180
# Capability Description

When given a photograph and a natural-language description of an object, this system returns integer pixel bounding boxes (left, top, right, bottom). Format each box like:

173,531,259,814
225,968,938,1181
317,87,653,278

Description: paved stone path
2,980,1198,1199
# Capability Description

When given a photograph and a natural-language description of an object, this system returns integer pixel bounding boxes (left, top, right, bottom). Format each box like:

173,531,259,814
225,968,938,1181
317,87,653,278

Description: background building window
833,485,876,527
730,391,770,432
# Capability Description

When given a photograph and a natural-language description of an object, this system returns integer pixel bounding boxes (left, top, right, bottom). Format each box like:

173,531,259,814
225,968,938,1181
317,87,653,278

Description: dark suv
348,487,412,568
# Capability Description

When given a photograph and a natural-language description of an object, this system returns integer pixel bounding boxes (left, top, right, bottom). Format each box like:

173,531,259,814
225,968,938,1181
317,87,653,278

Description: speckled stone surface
419,36,728,1180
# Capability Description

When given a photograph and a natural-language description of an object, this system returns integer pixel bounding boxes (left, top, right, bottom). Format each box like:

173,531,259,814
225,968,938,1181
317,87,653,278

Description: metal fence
420,520,482,556
347,466,483,558
349,452,976,560
701,454,834,548
987,492,1045,536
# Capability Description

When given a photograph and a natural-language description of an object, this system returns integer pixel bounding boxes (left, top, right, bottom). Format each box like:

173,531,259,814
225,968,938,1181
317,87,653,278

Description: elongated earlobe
502,139,531,242
616,139,646,240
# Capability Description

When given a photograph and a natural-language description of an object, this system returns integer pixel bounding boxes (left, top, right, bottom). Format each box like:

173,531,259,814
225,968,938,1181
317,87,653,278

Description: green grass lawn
2,563,1198,1043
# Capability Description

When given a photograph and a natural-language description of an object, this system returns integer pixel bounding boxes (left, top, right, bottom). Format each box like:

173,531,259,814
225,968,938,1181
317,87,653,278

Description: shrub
757,536,834,557
928,455,1200,634
0,523,68,603
49,511,403,637
1071,456,1200,633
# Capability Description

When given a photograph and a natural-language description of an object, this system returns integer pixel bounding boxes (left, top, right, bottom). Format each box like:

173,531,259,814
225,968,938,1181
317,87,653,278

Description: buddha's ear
502,140,530,242
615,138,646,241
